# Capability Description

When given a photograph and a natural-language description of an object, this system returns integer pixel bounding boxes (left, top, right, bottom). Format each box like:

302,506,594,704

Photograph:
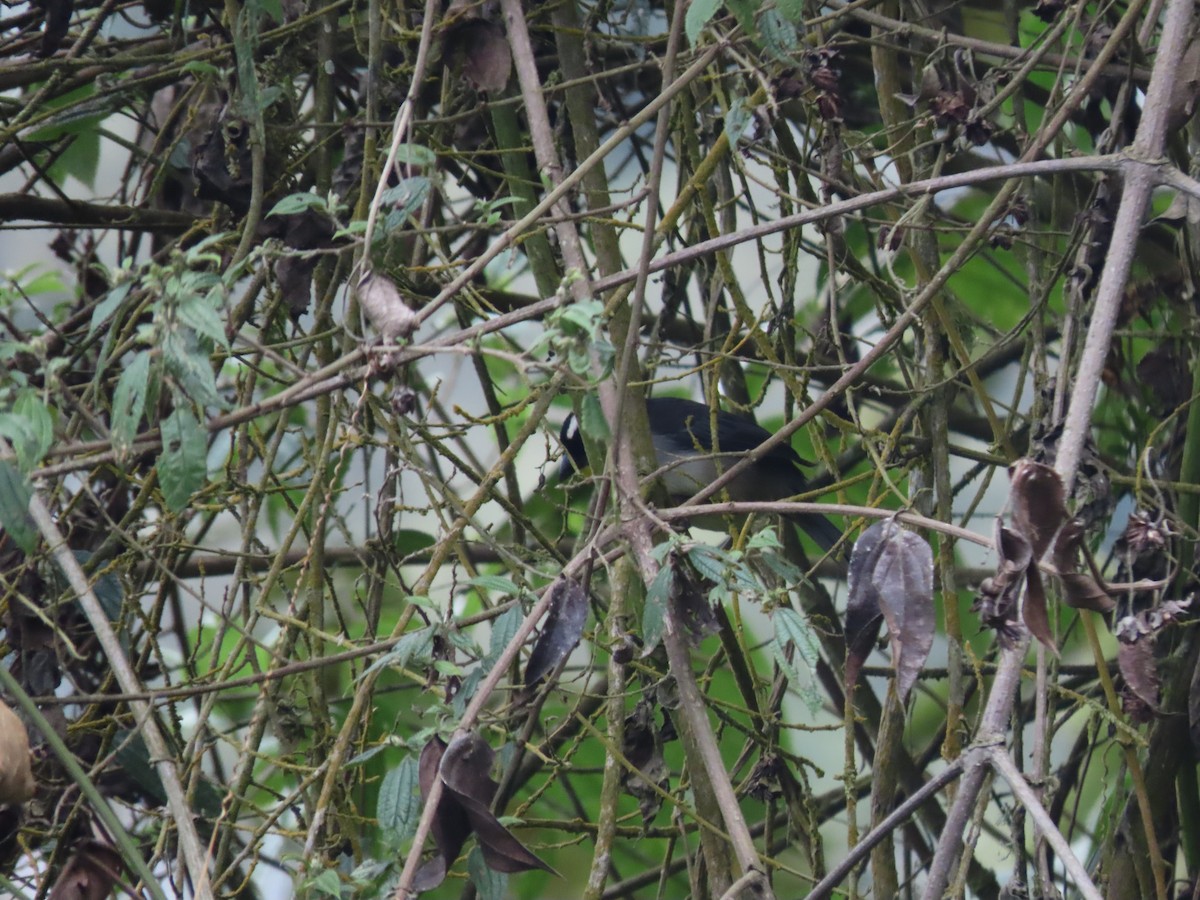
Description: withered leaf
1022,565,1057,655
1117,637,1158,723
48,840,123,900
972,520,1031,648
672,559,718,644
1052,520,1114,613
439,733,557,876
844,523,885,692
524,578,588,688
356,271,419,342
1114,598,1192,722
413,733,556,892
1009,459,1066,558
413,738,469,892
621,698,667,827
847,520,933,701
0,698,34,805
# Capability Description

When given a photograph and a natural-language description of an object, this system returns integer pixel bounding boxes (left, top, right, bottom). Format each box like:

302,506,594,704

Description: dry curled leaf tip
356,271,419,342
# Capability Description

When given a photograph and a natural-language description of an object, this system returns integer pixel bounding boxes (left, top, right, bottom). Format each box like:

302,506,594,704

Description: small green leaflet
0,460,36,551
484,604,523,669
89,280,133,337
111,351,152,457
358,626,435,681
0,393,54,473
468,846,508,900
758,9,799,61
267,192,328,217
579,393,609,444
393,143,437,167
685,0,721,44
643,563,672,653
306,868,342,898
470,573,521,596
177,288,230,349
725,96,753,147
377,755,419,846
772,607,822,715
157,407,207,512
162,330,225,409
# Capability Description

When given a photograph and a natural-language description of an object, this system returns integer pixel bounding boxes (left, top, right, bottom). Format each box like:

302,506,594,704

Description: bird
558,396,841,552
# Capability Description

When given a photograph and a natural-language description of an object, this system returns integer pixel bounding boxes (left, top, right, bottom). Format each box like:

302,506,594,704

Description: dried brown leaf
621,699,667,827
848,520,933,701
356,272,419,342
524,578,588,688
1010,458,1066,558
1022,566,1057,655
973,520,1031,647
439,733,557,876
844,523,885,692
0,698,34,805
413,737,468,892
1052,520,1115,613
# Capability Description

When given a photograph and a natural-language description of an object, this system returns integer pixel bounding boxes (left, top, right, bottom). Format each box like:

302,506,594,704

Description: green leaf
774,607,819,668
307,868,343,898
89,280,133,337
579,393,610,443
434,659,466,677
725,96,753,146
0,460,35,552
158,406,207,512
111,352,152,457
0,393,53,472
379,177,432,234
468,846,508,900
267,191,328,217
470,573,521,596
72,550,124,620
377,756,419,845
758,8,798,60
685,0,721,44
643,564,672,652
395,528,436,554
162,331,225,409
358,626,435,681
393,143,437,167
776,0,805,22
484,604,523,668
686,544,727,584
177,288,229,349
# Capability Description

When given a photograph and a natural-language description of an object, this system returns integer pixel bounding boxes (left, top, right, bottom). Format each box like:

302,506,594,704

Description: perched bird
558,396,841,551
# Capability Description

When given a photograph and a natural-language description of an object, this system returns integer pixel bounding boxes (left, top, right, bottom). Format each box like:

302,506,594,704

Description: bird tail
789,511,842,554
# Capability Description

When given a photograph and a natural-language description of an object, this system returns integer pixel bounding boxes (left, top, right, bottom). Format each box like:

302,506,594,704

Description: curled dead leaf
413,733,557,892
844,524,885,692
356,271,419,342
524,578,588,689
1114,598,1192,722
0,698,34,805
1052,520,1115,613
972,520,1031,648
1009,459,1066,558
846,520,934,701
